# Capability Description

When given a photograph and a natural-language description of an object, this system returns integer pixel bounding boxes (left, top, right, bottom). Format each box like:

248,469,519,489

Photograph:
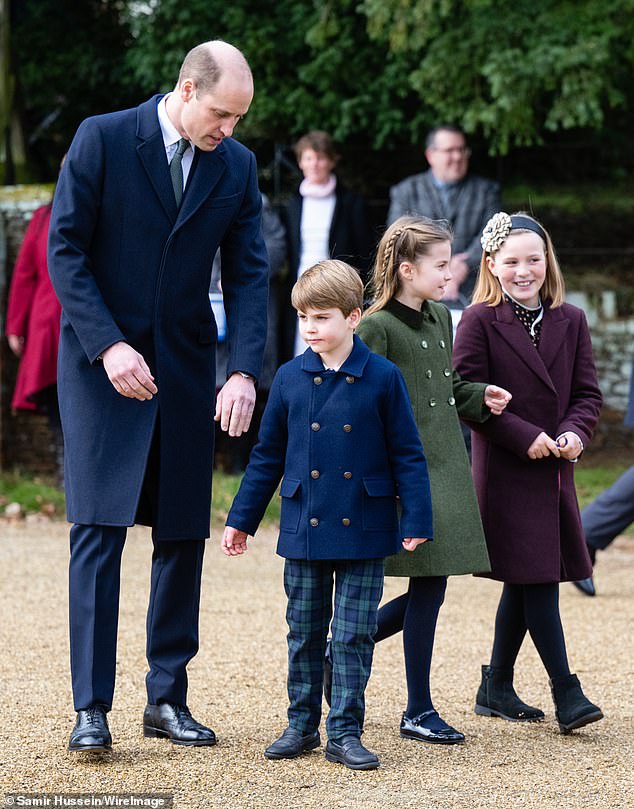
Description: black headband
510,215,546,242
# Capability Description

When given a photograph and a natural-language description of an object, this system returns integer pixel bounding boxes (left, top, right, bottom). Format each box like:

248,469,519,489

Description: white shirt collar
157,93,189,151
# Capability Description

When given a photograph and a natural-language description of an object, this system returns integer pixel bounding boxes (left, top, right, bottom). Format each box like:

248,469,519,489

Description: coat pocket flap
198,323,218,344
280,478,301,498
363,477,395,497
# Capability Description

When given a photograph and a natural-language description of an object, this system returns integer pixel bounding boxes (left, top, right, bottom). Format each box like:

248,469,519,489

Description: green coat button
425,369,432,378
444,368,451,377
429,398,437,407
421,340,428,349
439,339,446,348
448,396,456,406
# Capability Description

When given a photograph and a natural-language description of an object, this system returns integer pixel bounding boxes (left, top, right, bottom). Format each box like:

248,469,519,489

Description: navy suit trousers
581,464,634,551
69,524,205,711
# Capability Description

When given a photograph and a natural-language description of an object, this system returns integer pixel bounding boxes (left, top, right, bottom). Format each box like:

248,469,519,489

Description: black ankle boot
550,673,603,734
475,665,545,722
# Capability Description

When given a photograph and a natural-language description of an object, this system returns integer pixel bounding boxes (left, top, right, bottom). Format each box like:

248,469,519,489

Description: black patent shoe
325,736,379,770
264,727,321,759
573,577,596,596
143,703,216,746
323,638,333,707
400,710,465,744
68,705,112,752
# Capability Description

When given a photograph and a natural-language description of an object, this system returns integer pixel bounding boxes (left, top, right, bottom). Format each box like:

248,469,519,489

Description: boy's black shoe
264,727,321,759
325,736,379,770
143,703,216,746
68,705,112,752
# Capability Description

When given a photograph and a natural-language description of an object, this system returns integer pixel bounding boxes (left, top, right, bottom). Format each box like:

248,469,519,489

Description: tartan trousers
283,557,384,740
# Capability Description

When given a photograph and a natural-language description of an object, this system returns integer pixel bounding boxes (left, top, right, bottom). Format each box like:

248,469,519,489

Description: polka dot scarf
504,293,544,347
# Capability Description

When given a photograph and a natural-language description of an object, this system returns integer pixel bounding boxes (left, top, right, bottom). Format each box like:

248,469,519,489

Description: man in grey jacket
387,125,500,306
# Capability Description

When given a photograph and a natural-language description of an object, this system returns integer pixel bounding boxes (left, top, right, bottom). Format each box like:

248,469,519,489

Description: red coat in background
453,300,602,584
5,204,61,411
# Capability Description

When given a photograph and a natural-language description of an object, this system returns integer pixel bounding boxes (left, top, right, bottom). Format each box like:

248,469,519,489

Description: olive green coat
357,298,491,577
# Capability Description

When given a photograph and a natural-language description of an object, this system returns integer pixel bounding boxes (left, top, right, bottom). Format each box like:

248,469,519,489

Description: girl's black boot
475,664,545,722
549,673,603,734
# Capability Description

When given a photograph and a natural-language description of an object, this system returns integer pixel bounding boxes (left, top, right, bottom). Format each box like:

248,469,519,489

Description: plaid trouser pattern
283,557,384,740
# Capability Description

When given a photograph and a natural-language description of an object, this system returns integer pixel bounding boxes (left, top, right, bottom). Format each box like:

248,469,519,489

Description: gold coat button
314,376,323,385
311,422,320,431
343,424,352,432
444,368,451,377
346,376,355,384
439,339,446,348
311,470,320,479
343,472,352,479
342,518,351,527
310,517,319,527
425,369,432,379
421,340,428,349
429,398,437,407
448,396,456,406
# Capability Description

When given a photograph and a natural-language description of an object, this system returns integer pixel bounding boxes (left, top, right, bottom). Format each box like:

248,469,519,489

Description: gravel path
1,523,632,808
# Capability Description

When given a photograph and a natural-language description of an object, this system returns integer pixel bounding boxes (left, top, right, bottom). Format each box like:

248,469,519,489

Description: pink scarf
299,175,337,198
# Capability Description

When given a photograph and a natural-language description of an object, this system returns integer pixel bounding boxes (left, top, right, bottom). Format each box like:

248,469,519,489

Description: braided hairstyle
365,216,453,317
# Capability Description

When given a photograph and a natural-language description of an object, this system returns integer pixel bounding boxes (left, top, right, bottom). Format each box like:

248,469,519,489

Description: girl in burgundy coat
453,212,604,735
6,202,63,481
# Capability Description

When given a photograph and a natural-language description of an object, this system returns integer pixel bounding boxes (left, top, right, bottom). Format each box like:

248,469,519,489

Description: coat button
425,369,432,378
429,398,437,407
311,469,320,479
448,396,456,406
343,472,352,479
343,424,352,432
310,517,319,527
342,518,351,527
345,375,355,384
421,340,428,349
311,422,320,431
439,339,446,348
314,376,323,385
444,368,451,377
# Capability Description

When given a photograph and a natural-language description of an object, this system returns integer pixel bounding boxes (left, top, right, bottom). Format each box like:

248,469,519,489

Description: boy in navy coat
222,260,434,770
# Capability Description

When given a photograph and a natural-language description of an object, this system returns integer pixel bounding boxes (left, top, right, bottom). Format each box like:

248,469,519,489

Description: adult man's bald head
177,41,253,96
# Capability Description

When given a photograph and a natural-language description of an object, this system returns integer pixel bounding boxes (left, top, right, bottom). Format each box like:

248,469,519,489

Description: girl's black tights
374,576,447,718
490,582,570,679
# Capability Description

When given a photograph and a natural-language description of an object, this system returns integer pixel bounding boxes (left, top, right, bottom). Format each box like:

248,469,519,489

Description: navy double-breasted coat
48,95,269,539
227,336,434,559
453,300,602,583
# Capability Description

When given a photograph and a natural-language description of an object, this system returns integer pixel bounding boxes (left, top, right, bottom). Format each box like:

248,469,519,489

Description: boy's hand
221,525,250,556
556,431,583,461
527,431,560,460
402,537,430,552
484,384,512,415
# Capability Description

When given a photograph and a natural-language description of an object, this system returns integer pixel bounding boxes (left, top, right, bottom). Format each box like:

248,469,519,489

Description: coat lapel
491,301,556,393
135,96,178,224
175,143,228,230
538,304,570,372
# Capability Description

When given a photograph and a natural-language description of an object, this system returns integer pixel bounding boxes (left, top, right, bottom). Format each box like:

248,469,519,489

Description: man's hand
214,373,256,437
527,431,560,460
221,525,250,556
556,431,583,461
443,253,470,300
102,341,158,400
402,537,430,552
7,334,24,357
484,384,512,415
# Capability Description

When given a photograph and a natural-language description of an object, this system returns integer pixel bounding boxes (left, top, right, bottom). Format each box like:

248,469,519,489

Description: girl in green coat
357,216,511,744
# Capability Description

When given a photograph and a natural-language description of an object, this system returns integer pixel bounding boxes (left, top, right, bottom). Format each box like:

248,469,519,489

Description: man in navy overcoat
48,41,269,752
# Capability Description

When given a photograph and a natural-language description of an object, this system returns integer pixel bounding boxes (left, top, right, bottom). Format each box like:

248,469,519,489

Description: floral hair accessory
481,212,512,253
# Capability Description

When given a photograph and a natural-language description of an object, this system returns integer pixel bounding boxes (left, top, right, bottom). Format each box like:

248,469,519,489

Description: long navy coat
453,301,602,583
227,336,434,560
48,96,269,540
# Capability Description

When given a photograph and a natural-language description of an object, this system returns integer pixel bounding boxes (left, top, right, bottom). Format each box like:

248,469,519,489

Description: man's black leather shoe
573,576,596,596
264,727,321,759
143,703,216,746
68,705,112,752
325,736,379,770
400,710,465,744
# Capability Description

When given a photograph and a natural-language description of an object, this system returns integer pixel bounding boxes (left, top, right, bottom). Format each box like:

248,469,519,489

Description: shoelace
84,706,105,725
174,705,193,721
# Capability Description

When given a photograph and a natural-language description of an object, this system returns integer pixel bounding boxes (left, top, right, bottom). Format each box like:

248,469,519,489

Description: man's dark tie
170,138,189,207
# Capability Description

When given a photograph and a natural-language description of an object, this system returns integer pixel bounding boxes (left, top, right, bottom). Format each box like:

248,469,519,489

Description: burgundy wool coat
5,204,61,411
453,300,602,584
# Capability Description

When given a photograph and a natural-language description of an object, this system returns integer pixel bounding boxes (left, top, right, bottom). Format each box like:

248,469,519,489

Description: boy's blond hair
291,260,363,316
